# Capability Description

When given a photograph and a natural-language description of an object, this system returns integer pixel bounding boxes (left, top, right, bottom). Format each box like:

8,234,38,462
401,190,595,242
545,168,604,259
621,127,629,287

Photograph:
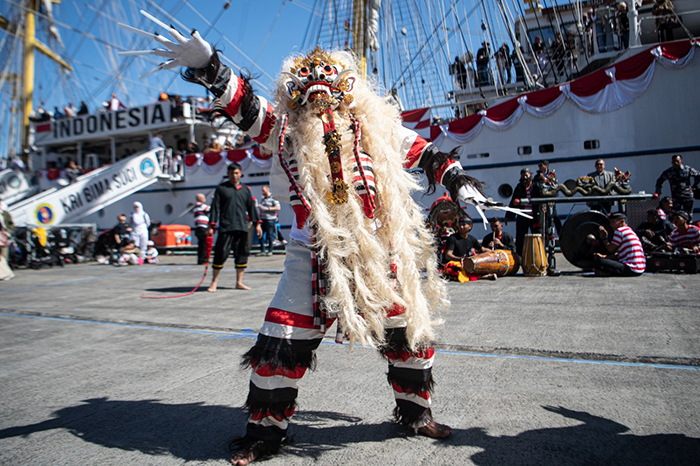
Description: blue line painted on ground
0,264,236,295
0,267,164,295
0,312,235,337
1,312,698,371
436,349,700,371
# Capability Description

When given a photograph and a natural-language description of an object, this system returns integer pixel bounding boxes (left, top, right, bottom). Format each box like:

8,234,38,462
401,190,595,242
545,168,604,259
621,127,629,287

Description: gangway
9,149,167,226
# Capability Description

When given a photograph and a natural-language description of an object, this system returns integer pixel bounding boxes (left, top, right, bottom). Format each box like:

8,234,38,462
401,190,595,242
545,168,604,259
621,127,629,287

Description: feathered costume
120,19,526,458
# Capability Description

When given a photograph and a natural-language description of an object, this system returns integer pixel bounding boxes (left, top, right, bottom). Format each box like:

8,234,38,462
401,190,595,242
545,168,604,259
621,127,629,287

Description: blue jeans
261,219,277,254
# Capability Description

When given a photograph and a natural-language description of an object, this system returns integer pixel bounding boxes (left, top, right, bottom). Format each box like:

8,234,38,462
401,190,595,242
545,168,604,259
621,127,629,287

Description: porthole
498,183,513,198
165,204,174,215
584,140,600,150
466,153,490,159
97,210,105,218
539,144,554,153
517,146,532,155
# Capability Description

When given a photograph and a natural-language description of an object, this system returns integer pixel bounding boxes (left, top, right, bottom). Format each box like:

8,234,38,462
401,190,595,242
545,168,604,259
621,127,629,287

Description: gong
559,210,611,269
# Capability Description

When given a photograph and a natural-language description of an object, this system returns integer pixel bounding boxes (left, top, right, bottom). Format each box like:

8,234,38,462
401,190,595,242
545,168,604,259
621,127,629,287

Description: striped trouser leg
233,242,334,454
380,307,435,430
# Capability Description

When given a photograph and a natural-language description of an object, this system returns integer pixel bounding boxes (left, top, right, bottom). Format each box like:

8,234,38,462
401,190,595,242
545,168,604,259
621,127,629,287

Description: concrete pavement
0,253,698,465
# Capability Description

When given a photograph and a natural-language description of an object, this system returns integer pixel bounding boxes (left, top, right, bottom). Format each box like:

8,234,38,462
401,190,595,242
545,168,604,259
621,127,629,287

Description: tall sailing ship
1,0,699,234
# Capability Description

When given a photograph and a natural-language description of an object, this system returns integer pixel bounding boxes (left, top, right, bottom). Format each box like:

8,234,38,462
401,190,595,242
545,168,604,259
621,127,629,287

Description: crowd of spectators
497,154,700,277
450,0,678,96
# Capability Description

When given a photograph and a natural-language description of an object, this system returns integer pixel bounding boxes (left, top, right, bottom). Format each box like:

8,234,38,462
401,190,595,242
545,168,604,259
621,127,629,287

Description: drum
462,249,520,276
521,233,547,276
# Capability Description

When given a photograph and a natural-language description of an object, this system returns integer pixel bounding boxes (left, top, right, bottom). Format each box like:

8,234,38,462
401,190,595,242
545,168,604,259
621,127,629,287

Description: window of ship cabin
517,146,532,155
165,204,174,215
584,140,600,150
466,153,490,159
539,144,554,153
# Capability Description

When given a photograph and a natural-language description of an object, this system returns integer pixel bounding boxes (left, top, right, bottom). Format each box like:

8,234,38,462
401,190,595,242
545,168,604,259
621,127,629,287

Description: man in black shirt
444,216,488,263
506,168,535,256
112,214,132,248
636,209,673,253
208,163,262,292
482,217,516,254
655,154,700,215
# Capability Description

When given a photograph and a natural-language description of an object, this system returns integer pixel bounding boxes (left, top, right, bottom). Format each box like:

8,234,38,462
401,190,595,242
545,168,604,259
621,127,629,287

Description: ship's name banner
9,151,161,226
34,102,171,144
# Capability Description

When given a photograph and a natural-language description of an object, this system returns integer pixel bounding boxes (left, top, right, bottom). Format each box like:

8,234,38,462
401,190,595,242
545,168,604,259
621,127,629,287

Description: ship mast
352,0,367,77
0,0,72,164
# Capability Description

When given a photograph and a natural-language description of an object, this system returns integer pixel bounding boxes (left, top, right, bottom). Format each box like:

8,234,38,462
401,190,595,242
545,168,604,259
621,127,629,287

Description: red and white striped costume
219,73,458,453
669,224,700,250
611,225,646,273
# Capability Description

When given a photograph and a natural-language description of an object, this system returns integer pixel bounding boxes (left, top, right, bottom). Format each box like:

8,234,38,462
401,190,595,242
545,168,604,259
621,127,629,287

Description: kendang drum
521,233,547,276
462,249,520,277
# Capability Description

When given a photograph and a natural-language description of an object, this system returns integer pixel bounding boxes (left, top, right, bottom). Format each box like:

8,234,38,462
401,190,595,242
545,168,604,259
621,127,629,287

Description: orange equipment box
151,224,192,248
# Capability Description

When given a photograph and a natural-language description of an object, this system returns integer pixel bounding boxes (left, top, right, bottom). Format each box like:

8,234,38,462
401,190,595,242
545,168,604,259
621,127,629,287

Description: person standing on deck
655,154,699,218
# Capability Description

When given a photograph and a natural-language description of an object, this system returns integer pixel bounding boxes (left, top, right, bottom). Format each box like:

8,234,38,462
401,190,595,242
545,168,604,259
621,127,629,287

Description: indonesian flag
401,108,432,141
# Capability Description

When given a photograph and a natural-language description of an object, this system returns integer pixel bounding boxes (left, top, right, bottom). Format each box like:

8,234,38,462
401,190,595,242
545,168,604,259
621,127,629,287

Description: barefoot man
208,163,262,292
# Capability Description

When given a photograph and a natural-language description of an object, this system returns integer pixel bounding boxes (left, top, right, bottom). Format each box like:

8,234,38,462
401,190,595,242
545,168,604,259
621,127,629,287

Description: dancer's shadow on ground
0,399,698,464
442,405,700,465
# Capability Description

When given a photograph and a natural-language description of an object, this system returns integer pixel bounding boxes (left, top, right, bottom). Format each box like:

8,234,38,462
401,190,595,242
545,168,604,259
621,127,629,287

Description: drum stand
539,203,560,276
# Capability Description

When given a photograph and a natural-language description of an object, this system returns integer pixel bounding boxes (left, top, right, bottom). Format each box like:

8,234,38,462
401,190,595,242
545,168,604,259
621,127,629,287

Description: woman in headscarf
130,201,151,258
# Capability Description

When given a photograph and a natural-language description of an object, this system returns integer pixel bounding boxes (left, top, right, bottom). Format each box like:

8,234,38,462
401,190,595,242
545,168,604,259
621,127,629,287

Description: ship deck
1,253,699,465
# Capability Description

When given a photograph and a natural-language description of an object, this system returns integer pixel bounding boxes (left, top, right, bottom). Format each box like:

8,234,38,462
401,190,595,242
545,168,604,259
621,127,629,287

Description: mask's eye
323,65,333,73
298,67,310,78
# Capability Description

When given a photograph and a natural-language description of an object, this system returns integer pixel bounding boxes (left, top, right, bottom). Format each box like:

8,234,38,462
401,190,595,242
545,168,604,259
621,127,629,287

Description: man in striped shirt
193,193,210,265
594,212,646,276
669,211,700,253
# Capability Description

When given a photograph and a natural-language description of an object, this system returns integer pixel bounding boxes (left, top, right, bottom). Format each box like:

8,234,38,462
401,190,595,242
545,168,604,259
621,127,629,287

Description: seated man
636,209,673,253
118,240,141,265
669,211,700,253
112,214,132,248
657,196,673,222
594,212,646,276
444,216,488,263
482,217,516,254
443,216,496,281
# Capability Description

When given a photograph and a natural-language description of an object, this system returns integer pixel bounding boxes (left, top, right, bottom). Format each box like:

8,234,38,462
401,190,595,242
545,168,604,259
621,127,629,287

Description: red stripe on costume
402,135,429,169
435,160,460,185
391,382,430,400
265,308,316,329
252,362,308,379
253,101,276,144
292,205,310,229
224,76,246,116
384,347,435,362
387,303,405,317
250,407,296,421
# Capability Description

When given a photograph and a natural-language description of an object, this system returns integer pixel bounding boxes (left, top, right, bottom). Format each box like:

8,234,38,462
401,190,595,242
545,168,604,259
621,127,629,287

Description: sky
4,0,319,113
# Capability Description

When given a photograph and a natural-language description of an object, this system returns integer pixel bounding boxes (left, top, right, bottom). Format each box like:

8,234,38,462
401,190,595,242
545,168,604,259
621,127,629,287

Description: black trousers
212,230,249,269
515,216,535,257
673,197,694,215
594,256,642,276
195,228,209,264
